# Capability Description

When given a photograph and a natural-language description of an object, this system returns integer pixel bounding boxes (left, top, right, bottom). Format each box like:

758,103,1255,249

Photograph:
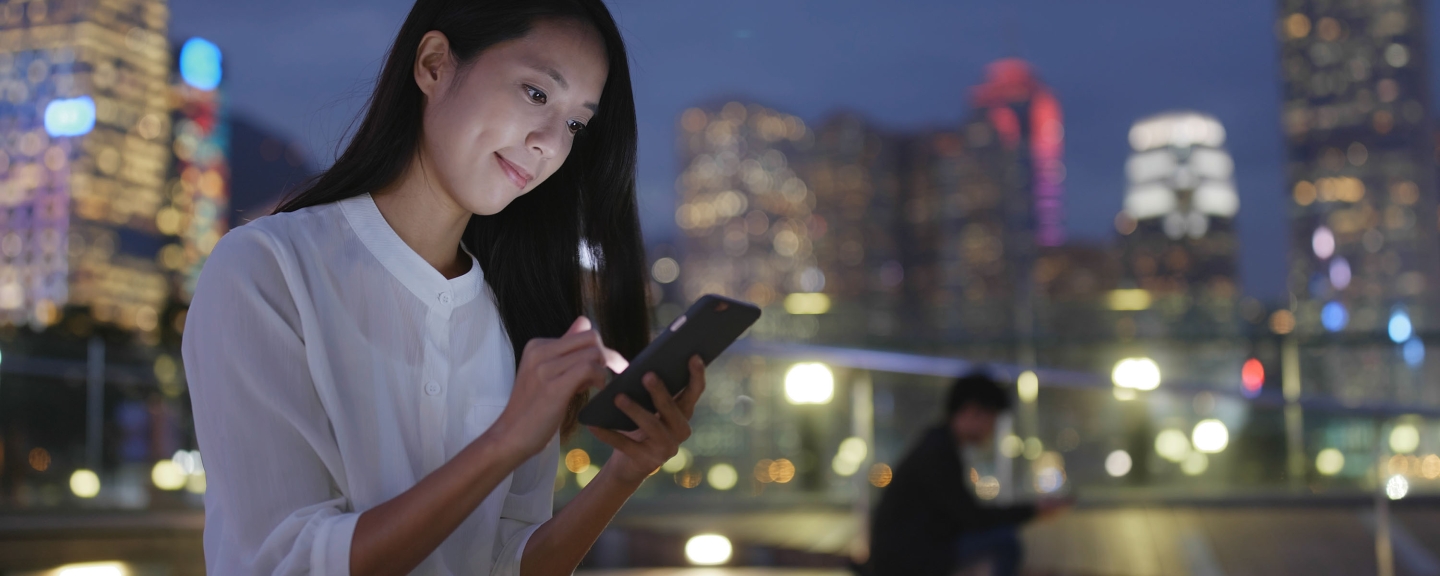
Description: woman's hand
588,355,707,484
490,316,628,457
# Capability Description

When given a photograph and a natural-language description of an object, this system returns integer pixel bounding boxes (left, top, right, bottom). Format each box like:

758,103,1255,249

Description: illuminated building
1278,1,1439,402
0,0,177,332
801,113,904,340
161,36,228,301
1115,112,1241,335
1279,2,1440,335
907,59,1066,351
674,101,819,339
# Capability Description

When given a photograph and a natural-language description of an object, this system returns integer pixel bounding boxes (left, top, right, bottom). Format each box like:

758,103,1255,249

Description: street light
1112,357,1161,391
784,362,834,405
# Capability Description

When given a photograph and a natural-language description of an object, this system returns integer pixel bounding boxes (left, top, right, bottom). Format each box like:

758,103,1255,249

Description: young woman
181,1,700,574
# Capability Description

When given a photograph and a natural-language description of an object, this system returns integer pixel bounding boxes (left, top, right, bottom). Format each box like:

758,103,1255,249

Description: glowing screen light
1241,358,1264,398
1389,310,1413,344
180,37,223,90
685,534,732,565
44,96,96,137
1321,301,1348,332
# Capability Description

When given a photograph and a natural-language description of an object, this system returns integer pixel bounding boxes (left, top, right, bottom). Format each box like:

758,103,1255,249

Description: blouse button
424,381,442,396
438,292,452,305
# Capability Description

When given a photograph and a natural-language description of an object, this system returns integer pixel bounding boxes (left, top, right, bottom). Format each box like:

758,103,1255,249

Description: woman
182,1,698,574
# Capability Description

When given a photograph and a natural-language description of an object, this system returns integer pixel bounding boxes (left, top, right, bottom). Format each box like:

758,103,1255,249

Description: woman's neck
372,152,474,280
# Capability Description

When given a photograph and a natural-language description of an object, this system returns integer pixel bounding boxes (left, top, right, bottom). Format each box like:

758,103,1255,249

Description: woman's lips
495,153,533,189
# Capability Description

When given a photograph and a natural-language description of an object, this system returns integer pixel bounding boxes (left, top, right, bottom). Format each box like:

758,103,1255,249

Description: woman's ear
414,30,453,99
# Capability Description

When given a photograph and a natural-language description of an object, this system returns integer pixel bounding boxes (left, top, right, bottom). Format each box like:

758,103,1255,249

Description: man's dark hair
945,370,1013,417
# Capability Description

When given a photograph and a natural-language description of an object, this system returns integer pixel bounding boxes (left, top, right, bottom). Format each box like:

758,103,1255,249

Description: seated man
870,371,1069,576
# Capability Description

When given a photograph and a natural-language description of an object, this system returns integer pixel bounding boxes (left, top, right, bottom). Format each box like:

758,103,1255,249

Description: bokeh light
1112,357,1161,390
1386,475,1409,500
1389,423,1420,454
1403,339,1425,368
784,362,834,404
179,37,223,90
70,469,101,498
1320,301,1348,332
707,463,738,490
868,463,892,487
1389,310,1413,343
1316,448,1345,476
684,534,732,566
1181,452,1209,476
832,436,868,476
1105,450,1133,477
1155,429,1191,463
1241,358,1264,397
565,449,591,473
662,447,691,473
151,460,186,491
768,458,796,483
1192,420,1229,454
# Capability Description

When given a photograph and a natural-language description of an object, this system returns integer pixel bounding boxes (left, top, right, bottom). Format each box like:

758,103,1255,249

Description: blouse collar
339,193,483,310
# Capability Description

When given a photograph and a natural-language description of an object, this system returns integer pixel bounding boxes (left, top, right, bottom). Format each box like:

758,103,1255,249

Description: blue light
1321,301,1348,332
43,96,96,137
1403,339,1425,368
180,37,222,90
1389,310,1413,344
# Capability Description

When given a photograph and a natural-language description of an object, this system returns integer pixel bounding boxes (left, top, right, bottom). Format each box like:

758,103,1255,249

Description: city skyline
167,0,1356,301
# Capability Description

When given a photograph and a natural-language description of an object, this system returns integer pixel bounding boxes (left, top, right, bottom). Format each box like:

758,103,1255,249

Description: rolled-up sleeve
490,436,559,576
183,225,357,576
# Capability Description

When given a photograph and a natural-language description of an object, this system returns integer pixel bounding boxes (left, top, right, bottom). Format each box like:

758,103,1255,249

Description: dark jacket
869,426,1036,576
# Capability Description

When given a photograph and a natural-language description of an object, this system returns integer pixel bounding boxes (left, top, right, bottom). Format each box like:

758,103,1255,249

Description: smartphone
578,294,762,431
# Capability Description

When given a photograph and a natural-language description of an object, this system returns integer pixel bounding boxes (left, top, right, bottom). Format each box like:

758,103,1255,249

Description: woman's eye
525,85,547,104
567,120,586,134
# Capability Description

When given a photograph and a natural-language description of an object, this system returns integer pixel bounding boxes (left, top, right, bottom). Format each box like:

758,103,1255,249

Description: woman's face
416,19,608,215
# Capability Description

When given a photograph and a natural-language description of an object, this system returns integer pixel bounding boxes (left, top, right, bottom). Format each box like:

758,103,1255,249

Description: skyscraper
1279,1,1440,336
674,101,822,339
1117,112,1241,335
0,0,177,332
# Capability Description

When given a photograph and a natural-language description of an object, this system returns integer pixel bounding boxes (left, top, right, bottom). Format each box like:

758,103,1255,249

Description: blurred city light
1311,226,1335,259
1105,450,1133,477
69,469,100,499
707,463,738,490
1023,437,1044,460
1000,434,1024,458
1329,257,1351,289
43,96,97,137
1191,419,1229,454
1403,339,1425,368
150,460,186,491
1423,455,1440,479
54,562,128,576
1155,429,1191,462
179,37,223,90
832,436,868,476
1389,423,1420,454
1320,301,1348,332
975,475,1001,500
1386,475,1409,500
1112,357,1161,390
783,362,834,404
576,464,601,488
1106,289,1152,311
684,534,732,565
768,458,796,483
1112,386,1137,401
565,449,591,473
662,447,691,473
1388,310,1413,343
868,463,893,487
1180,452,1209,476
1240,358,1264,397
651,257,680,283
1316,448,1345,476
1017,370,1039,403
782,292,830,315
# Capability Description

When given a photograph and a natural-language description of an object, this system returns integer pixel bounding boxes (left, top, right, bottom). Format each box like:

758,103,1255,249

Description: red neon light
1241,358,1264,393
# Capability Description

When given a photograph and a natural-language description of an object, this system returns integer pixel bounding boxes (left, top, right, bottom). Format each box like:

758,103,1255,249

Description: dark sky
167,0,1440,301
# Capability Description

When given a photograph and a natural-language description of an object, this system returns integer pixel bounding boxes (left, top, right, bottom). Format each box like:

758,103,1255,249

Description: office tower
800,113,904,340
907,59,1065,355
160,37,228,301
1279,1,1440,337
1116,112,1241,335
0,0,176,332
674,102,819,333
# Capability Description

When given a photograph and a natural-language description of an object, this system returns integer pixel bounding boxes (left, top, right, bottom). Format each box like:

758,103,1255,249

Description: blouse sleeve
489,435,560,576
183,225,358,576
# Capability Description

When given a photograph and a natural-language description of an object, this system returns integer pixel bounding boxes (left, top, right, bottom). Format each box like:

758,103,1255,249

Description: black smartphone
578,294,762,431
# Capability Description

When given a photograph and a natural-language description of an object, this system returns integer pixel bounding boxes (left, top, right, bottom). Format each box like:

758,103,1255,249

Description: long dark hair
274,0,649,437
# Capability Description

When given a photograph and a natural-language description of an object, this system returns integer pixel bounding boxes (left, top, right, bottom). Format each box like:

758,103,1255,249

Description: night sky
168,0,1440,301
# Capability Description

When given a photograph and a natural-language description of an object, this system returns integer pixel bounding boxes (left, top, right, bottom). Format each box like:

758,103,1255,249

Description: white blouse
183,193,558,575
